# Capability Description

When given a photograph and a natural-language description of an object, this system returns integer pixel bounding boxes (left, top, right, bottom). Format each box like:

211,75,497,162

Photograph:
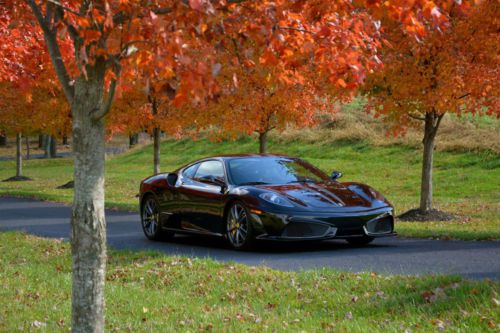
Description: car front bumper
250,207,396,241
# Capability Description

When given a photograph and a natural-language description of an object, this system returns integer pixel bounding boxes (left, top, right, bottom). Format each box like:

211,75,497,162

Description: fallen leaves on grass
422,287,446,303
31,320,46,328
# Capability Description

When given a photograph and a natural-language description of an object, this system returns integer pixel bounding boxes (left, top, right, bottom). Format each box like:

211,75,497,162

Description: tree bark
0,134,6,146
419,111,443,213
259,131,269,154
50,135,57,157
25,135,30,160
39,134,45,149
16,133,22,177
153,127,161,174
151,97,161,175
70,67,107,333
129,133,139,148
44,135,51,158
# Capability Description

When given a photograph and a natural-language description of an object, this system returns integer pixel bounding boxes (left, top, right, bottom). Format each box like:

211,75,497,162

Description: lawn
0,232,498,332
0,136,499,240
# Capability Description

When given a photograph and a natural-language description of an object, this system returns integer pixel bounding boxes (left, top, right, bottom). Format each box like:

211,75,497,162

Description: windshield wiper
287,178,316,184
238,181,270,186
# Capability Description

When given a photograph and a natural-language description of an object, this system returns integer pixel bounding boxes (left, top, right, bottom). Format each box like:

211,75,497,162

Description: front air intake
364,215,393,234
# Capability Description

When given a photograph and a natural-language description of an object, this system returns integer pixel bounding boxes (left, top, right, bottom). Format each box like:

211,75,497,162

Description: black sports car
139,154,396,249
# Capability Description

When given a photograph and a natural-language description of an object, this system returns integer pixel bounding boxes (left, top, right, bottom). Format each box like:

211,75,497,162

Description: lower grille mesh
281,222,329,238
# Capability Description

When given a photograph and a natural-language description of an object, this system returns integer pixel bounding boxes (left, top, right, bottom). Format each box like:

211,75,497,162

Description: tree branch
434,113,445,131
276,26,316,35
457,92,471,100
92,61,121,122
408,113,425,121
46,0,82,16
26,0,75,104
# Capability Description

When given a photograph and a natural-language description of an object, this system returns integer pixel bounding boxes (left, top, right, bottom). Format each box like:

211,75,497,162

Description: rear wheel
226,202,255,250
346,236,374,246
141,195,173,241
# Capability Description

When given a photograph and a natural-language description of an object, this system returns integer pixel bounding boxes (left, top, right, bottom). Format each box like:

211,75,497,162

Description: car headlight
259,193,294,207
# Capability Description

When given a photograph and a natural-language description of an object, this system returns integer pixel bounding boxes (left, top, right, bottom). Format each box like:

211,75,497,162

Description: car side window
194,161,225,182
182,163,199,179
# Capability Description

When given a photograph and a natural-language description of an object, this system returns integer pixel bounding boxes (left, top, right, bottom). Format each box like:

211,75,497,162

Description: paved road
1,196,499,280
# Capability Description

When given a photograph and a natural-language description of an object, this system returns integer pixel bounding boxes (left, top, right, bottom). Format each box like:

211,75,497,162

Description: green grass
0,232,498,332
0,137,499,240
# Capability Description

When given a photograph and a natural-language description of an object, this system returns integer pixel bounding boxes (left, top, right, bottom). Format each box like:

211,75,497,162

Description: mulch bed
57,180,74,189
398,208,456,222
2,176,32,182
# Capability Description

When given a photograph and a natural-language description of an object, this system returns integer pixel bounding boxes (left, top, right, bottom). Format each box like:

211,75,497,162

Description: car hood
257,182,391,211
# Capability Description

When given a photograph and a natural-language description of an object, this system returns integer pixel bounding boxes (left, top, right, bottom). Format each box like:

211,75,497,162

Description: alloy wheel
142,197,159,238
227,203,249,248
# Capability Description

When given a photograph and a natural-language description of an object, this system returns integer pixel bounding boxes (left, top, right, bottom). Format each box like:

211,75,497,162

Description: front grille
335,227,365,237
365,216,393,234
281,222,330,238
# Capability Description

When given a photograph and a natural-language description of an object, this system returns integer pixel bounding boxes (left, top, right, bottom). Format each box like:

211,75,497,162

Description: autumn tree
2,1,464,331
203,63,329,153
0,82,32,180
364,0,499,217
0,76,69,180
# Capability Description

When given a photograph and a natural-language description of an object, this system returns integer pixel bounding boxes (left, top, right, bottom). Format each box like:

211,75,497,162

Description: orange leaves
2,0,490,145
189,0,205,12
337,78,347,88
363,0,498,134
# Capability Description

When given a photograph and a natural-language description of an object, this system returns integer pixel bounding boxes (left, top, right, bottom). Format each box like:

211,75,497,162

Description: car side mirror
166,173,178,187
331,170,342,181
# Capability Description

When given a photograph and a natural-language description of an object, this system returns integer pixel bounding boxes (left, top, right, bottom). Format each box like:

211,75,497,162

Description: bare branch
408,113,425,121
26,0,75,104
276,26,316,34
92,60,121,121
457,92,471,100
434,113,445,131
46,0,82,16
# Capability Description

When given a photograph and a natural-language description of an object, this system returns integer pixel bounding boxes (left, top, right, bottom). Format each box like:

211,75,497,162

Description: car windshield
227,157,331,186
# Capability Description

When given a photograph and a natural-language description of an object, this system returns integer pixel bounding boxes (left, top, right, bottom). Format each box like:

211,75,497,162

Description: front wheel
226,202,255,250
346,236,374,246
141,195,173,241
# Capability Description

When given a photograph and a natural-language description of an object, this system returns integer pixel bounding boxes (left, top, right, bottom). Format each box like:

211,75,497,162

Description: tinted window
227,157,330,185
194,161,225,182
182,163,199,179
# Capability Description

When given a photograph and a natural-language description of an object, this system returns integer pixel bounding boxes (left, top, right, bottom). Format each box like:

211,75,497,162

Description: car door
176,160,227,235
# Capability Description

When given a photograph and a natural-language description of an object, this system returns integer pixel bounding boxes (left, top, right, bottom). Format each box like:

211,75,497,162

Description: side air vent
364,215,393,235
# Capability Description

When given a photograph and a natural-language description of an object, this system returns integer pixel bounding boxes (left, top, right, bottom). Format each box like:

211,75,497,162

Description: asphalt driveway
1,196,499,279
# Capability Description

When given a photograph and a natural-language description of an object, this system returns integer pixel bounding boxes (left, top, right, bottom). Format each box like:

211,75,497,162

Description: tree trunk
50,135,57,157
16,133,22,177
259,131,268,154
419,111,443,213
70,69,107,333
44,135,51,158
153,127,161,174
129,133,139,148
25,135,30,160
0,134,6,146
39,134,45,149
63,135,68,145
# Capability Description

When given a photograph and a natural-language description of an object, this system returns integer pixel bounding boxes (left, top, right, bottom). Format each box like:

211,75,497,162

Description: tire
141,195,174,241
346,236,374,246
226,202,255,250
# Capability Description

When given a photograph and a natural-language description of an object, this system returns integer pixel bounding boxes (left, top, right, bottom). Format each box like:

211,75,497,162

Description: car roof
211,153,292,160
174,154,299,173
